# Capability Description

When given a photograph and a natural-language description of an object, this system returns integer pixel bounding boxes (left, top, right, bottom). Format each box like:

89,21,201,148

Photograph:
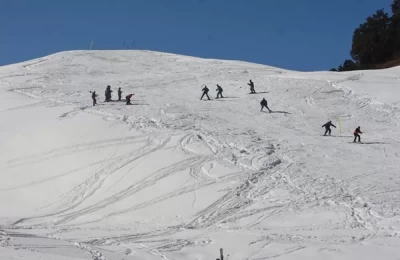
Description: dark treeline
331,0,400,72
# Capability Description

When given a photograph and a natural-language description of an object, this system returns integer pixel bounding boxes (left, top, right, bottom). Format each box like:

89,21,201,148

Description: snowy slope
1,50,400,260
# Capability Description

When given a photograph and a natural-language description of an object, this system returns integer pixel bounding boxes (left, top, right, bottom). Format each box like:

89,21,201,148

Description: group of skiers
200,78,363,143
90,81,363,143
200,84,224,100
90,85,134,106
201,80,271,113
200,80,257,101
322,121,363,143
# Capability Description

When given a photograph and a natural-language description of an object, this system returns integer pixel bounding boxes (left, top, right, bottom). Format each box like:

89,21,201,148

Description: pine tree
330,0,400,71
390,0,400,56
338,59,358,71
350,9,392,67
391,0,400,13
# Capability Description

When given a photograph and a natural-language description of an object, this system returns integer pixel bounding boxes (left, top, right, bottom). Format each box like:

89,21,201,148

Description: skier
125,93,134,105
322,120,336,136
353,126,362,143
260,98,271,112
248,80,256,94
201,85,210,100
105,86,109,102
90,91,98,106
105,85,113,102
118,87,123,101
108,85,113,101
216,84,224,99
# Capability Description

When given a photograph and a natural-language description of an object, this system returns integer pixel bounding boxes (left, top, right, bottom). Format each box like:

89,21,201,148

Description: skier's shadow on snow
261,111,291,114
128,103,150,106
215,97,238,100
271,111,291,114
361,142,389,144
250,91,269,94
348,141,389,144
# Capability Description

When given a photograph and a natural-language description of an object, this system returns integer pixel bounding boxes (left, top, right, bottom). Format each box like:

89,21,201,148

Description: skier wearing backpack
260,98,271,112
354,126,362,142
216,84,224,99
201,85,210,100
322,120,336,136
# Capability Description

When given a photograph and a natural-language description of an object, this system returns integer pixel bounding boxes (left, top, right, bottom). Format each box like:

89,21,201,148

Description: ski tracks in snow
5,135,146,168
2,51,400,259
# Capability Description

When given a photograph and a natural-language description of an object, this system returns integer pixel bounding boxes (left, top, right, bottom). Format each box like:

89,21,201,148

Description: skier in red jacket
353,126,362,142
125,94,134,105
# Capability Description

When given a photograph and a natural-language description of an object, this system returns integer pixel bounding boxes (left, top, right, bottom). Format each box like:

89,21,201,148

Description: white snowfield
0,50,400,260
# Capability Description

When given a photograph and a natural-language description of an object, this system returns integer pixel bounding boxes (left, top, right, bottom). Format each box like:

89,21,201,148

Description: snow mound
1,50,400,259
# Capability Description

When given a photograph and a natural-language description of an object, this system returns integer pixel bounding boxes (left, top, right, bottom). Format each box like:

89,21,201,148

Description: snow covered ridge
0,50,400,259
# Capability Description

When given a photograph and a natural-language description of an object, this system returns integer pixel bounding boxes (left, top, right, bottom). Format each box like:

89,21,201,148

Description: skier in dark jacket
322,120,336,136
105,85,113,102
248,80,256,94
90,91,98,106
260,98,271,112
108,86,113,101
354,126,362,142
118,87,123,101
216,84,224,98
125,94,134,105
201,85,210,100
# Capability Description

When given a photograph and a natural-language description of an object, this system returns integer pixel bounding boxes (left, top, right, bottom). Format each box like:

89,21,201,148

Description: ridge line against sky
0,0,393,71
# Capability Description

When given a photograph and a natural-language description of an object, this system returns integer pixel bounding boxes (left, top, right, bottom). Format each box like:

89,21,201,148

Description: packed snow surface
1,50,400,259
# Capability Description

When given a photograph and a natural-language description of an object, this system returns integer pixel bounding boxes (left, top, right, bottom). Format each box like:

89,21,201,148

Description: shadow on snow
249,91,269,94
271,111,291,114
347,142,389,144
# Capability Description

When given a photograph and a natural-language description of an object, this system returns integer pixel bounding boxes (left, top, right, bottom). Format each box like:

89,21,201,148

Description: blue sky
0,0,393,71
